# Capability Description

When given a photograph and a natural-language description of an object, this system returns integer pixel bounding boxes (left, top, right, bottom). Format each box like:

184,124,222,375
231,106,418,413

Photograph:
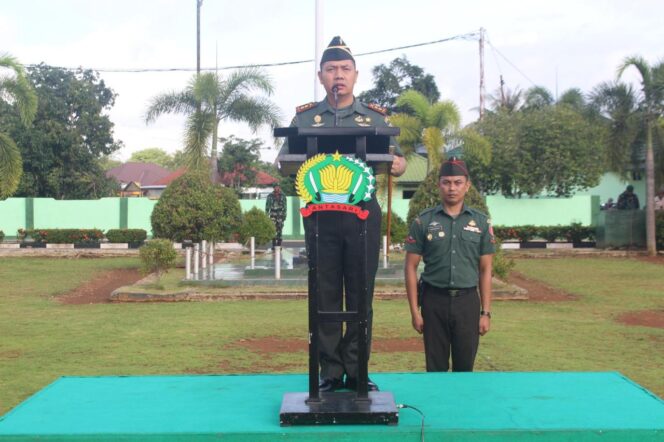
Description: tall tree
522,85,555,111
1,64,120,199
358,56,440,110
129,147,176,170
475,105,606,197
0,54,37,199
216,136,261,192
617,55,664,255
145,69,281,180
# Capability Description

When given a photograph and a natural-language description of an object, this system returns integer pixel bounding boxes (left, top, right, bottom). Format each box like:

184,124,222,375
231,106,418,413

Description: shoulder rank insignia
367,103,388,115
296,102,317,113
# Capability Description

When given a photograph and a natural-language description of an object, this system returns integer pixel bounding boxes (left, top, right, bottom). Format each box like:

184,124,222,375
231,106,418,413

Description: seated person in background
655,187,664,211
616,185,640,210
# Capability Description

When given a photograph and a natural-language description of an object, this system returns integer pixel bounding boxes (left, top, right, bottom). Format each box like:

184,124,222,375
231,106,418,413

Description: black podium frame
276,126,399,426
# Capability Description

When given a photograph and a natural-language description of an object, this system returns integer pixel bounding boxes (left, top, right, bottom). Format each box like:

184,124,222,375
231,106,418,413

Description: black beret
320,36,355,66
439,157,469,177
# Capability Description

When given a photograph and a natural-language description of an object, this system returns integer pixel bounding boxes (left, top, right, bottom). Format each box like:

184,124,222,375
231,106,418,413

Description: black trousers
421,283,480,372
304,198,381,380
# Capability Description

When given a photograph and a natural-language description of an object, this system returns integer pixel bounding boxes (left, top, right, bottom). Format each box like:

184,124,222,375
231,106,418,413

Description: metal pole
250,236,256,269
382,235,388,259
185,247,192,280
479,27,486,120
314,0,324,101
386,173,393,256
208,241,214,267
193,243,200,280
201,240,207,270
196,0,202,75
275,246,282,280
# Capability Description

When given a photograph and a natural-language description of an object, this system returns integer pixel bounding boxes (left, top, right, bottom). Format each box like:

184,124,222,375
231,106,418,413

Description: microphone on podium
332,85,339,127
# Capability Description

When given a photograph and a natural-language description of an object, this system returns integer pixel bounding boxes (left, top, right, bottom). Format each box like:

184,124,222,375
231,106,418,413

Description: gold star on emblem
332,151,342,161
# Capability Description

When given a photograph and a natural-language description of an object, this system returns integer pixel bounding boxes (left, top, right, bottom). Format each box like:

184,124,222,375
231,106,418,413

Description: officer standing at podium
278,36,407,392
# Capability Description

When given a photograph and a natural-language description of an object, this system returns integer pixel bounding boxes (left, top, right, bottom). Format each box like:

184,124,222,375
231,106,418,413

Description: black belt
424,282,476,297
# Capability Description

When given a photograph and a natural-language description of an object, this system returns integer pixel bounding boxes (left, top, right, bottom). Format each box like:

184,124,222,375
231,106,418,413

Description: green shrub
151,171,243,242
18,229,103,244
656,211,664,250
515,225,538,242
565,222,595,243
539,225,564,243
0,230,4,243
139,239,178,281
106,229,147,244
493,238,515,280
407,169,488,225
381,211,408,244
238,207,276,245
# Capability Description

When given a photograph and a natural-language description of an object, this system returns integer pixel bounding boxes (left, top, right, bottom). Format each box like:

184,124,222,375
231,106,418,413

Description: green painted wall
127,198,158,235
0,198,26,237
485,195,600,226
576,172,645,206
33,198,120,231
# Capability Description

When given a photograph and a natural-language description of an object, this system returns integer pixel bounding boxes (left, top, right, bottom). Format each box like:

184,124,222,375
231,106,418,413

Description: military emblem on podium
296,151,376,219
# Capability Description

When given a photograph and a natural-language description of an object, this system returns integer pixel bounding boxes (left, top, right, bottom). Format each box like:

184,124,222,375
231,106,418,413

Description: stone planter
100,243,129,249
46,243,75,249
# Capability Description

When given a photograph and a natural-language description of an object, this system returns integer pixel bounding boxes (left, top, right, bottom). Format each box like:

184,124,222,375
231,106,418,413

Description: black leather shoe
345,377,379,392
319,378,344,392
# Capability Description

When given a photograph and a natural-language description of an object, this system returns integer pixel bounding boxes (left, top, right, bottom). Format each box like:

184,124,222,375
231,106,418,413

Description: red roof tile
106,162,172,186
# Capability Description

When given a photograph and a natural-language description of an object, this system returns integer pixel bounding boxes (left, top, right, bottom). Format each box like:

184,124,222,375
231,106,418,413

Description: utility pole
479,27,486,120
499,74,506,107
314,0,324,101
197,0,203,75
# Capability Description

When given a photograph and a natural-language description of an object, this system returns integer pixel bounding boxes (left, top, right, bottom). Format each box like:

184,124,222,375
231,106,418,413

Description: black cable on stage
397,403,426,442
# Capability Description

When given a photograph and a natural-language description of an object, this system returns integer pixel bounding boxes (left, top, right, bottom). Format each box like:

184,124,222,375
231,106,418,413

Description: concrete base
100,243,129,249
546,242,574,249
45,244,74,249
0,244,20,249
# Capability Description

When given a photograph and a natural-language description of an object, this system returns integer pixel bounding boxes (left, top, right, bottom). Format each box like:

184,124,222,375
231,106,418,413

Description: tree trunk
210,121,219,183
645,120,656,256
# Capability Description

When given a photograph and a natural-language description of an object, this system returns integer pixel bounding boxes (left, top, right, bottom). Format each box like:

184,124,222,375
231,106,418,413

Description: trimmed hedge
18,229,104,244
0,230,4,243
238,207,276,245
106,229,147,244
493,223,596,243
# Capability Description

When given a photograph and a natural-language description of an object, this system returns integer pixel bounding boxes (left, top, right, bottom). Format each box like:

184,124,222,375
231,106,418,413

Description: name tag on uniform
463,225,482,234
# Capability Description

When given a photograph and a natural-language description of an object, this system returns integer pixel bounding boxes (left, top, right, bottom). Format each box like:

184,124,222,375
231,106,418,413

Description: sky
2,0,663,163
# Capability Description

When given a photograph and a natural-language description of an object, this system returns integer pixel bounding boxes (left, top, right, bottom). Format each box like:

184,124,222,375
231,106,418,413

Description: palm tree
391,90,462,168
145,68,281,180
588,81,642,175
488,85,523,113
0,54,37,199
618,56,664,255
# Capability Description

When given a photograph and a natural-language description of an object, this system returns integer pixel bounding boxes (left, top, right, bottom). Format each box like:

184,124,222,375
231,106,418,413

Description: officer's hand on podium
390,156,407,177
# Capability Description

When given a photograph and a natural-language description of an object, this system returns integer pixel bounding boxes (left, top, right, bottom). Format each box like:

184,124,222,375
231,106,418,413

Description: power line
25,31,479,74
486,40,537,87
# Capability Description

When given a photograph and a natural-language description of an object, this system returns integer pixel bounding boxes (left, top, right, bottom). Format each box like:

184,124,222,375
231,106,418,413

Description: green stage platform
1,372,663,441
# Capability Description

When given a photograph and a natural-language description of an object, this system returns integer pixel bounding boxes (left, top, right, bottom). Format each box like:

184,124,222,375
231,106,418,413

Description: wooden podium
275,126,400,426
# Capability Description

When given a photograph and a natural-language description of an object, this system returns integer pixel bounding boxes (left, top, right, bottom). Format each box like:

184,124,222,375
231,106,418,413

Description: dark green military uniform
279,99,402,155
405,204,495,288
265,190,287,247
280,98,403,385
405,204,495,372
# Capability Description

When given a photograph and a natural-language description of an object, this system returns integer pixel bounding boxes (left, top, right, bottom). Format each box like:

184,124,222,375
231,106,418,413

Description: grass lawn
1,255,663,415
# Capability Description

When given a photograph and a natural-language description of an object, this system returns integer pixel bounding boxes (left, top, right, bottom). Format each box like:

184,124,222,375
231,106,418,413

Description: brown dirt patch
230,336,424,354
616,310,664,329
58,268,144,304
507,271,578,302
635,255,664,265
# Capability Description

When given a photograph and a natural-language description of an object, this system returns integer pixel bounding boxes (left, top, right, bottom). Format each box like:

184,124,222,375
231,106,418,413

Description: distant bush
18,229,104,244
139,239,177,281
151,171,243,242
0,230,4,243
493,224,596,243
106,229,147,244
493,238,515,280
381,211,407,244
238,207,276,245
